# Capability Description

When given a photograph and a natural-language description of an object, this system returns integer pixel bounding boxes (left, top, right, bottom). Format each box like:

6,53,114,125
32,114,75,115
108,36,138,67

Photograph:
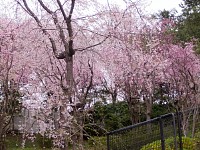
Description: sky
103,0,183,15
146,0,182,14
0,0,183,18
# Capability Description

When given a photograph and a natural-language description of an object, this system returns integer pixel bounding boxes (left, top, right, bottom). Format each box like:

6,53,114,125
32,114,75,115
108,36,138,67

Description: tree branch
38,0,73,57
84,60,93,101
20,0,65,59
75,36,109,51
57,0,75,56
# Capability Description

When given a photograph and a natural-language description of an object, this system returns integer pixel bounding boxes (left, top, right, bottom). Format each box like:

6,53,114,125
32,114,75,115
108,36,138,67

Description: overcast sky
103,0,183,15
0,0,183,18
146,0,182,13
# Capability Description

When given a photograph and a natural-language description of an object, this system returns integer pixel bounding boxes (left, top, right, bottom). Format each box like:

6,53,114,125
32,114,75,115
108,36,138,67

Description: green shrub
87,136,106,146
181,137,196,149
140,137,196,150
194,131,200,147
140,139,171,150
36,134,53,148
86,136,107,150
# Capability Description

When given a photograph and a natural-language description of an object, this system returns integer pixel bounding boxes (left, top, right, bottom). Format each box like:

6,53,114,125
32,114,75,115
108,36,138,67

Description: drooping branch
75,36,109,51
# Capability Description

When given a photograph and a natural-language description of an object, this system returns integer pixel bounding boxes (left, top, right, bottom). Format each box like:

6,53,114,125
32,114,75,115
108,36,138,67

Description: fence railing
107,107,200,150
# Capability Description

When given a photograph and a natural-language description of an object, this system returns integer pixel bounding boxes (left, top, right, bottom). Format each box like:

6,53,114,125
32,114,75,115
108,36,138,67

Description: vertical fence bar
107,133,110,150
159,117,165,150
177,112,183,150
172,113,178,150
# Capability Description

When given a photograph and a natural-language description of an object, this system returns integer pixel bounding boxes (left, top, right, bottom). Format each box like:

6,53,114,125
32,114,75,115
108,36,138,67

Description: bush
140,140,171,150
181,137,196,149
140,136,197,150
194,131,200,146
36,134,53,148
86,136,107,150
87,136,106,146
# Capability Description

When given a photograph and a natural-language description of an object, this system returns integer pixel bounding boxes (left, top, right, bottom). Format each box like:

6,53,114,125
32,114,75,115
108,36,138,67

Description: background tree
0,18,30,150
174,0,200,52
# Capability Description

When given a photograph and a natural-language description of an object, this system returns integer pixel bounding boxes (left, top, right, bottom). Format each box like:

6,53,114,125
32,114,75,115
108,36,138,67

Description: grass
5,134,52,150
4,134,106,150
9,148,51,150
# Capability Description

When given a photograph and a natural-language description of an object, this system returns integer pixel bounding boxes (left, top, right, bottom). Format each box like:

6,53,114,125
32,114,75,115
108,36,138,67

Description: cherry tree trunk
127,98,140,124
146,97,152,121
61,56,84,149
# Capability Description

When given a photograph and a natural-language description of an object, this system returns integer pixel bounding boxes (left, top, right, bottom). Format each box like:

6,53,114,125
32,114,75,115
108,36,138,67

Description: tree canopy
0,0,200,149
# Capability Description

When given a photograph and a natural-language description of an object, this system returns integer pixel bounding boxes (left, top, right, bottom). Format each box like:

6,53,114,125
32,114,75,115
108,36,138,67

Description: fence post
159,117,165,150
177,111,183,150
107,133,110,150
172,113,178,150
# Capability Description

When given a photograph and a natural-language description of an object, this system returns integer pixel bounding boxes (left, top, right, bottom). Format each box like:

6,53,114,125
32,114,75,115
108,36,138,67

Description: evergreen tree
176,0,200,52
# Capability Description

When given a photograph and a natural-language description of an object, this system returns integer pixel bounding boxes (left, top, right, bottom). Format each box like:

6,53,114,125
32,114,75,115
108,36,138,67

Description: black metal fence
107,107,200,150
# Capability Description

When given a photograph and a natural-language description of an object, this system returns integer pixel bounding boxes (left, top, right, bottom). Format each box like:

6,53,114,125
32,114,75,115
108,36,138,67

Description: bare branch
37,0,53,14
57,0,75,56
75,36,109,52
68,0,75,20
38,0,74,57
84,60,93,100
20,0,65,59
56,0,68,21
